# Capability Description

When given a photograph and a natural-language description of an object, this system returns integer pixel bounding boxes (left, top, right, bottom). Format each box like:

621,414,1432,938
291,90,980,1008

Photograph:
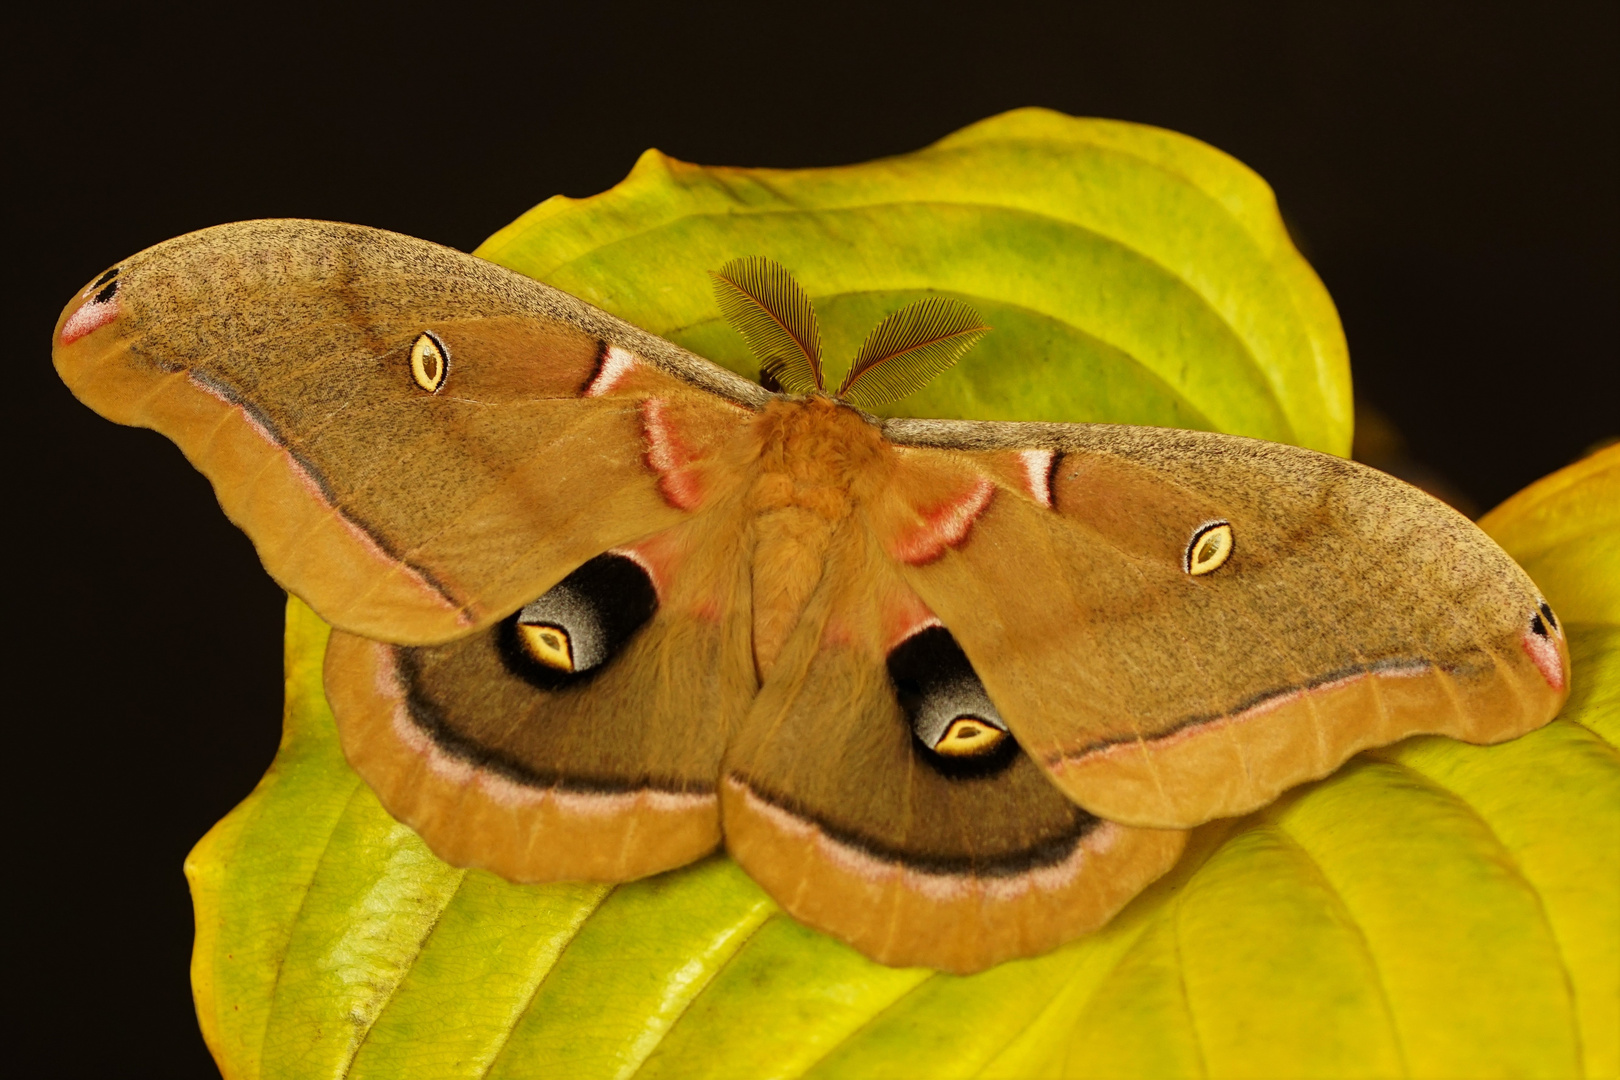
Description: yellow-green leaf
477,107,1351,454
187,111,1617,1079
1479,442,1619,630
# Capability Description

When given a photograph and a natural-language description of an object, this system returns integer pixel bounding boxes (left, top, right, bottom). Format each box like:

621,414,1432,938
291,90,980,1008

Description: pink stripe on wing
585,345,638,397
889,478,995,565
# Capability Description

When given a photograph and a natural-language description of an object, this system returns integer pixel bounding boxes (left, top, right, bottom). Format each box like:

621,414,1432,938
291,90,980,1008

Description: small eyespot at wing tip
60,294,121,345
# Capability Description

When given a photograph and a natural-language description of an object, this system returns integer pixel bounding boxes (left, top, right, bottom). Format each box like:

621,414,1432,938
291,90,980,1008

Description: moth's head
710,256,990,410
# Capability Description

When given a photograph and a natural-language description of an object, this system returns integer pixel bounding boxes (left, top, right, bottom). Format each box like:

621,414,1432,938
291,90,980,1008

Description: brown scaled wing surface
882,417,1570,829
53,220,1568,973
53,219,767,644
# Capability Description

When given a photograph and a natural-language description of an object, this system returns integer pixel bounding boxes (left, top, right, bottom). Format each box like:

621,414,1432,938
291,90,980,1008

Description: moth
53,220,1569,974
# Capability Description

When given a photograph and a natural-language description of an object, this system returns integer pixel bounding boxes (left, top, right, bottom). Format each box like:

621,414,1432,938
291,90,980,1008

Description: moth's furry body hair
745,397,884,678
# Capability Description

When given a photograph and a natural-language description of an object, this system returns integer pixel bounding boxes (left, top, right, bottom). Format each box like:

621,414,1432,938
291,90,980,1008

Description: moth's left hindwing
324,505,761,882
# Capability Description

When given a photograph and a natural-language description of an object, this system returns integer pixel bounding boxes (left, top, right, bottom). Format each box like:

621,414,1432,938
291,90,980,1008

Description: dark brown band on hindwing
722,523,1186,972
326,629,725,883
725,769,1100,878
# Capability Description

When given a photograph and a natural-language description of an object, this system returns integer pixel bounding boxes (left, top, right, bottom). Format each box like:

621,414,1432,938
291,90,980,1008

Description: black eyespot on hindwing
1530,612,1549,638
496,553,658,689
1539,602,1558,632
93,267,120,289
887,625,1018,777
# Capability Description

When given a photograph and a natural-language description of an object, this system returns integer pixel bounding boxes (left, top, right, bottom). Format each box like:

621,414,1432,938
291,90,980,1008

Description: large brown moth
53,220,1569,974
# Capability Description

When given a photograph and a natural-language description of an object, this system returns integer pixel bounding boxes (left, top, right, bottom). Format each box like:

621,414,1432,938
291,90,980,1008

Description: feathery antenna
709,259,990,406
710,257,824,394
835,296,990,408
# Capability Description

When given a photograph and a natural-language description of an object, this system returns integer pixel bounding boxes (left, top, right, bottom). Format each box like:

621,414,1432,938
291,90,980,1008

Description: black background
13,2,1615,1075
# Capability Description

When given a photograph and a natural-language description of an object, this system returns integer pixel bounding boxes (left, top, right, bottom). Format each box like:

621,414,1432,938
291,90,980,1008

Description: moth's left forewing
881,419,1570,830
54,220,776,886
53,220,766,644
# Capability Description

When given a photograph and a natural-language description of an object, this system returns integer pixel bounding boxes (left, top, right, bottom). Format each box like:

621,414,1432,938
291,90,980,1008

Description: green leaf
477,108,1351,454
187,110,1617,1078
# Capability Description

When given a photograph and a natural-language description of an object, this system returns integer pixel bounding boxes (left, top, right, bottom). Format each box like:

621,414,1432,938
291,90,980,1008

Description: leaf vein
1266,821,1412,1076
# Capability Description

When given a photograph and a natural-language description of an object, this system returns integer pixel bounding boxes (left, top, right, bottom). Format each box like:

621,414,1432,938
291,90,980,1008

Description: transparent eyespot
932,716,1009,758
517,624,575,671
410,332,449,392
1187,521,1234,576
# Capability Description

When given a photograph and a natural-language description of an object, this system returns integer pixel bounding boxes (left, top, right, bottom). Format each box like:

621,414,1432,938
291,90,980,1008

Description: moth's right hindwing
721,524,1186,974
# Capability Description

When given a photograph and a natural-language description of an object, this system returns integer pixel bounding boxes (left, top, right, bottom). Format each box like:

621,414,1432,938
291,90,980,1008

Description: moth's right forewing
881,420,1569,830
